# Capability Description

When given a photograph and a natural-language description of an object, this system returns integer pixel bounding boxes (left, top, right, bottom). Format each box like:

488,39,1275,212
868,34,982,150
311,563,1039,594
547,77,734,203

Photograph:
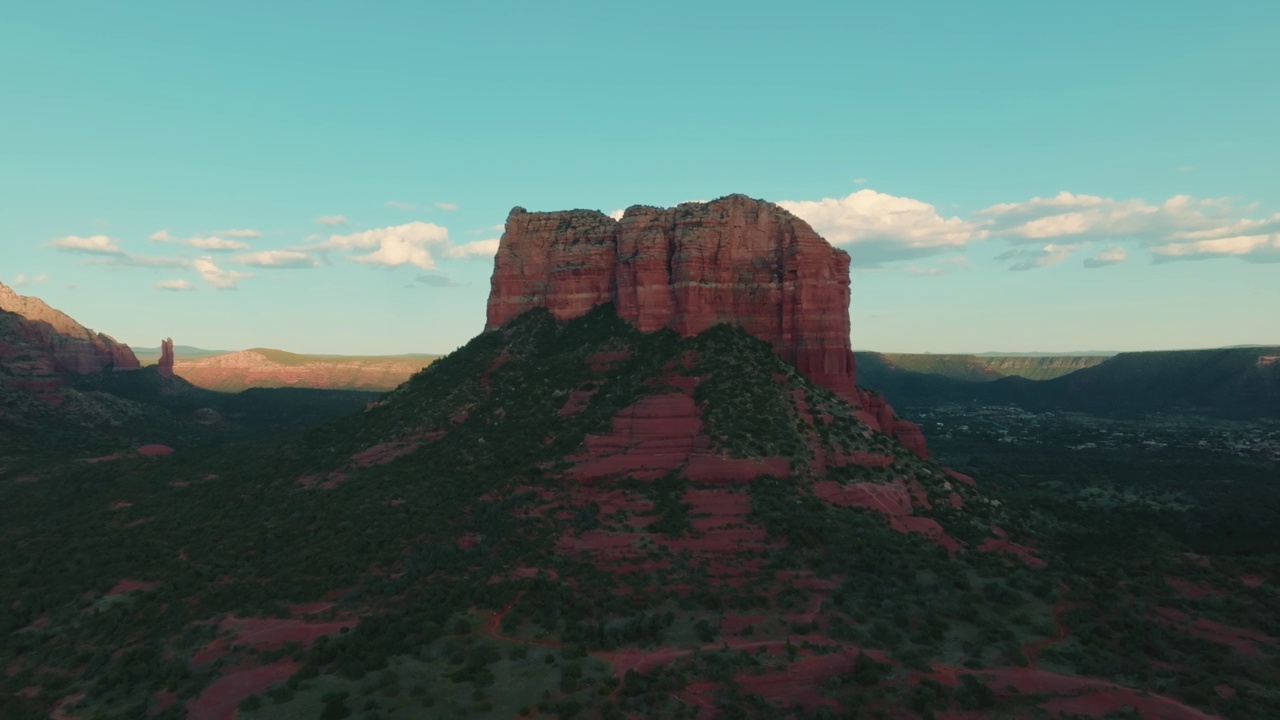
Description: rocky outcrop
0,282,140,375
486,194,928,456
157,338,175,377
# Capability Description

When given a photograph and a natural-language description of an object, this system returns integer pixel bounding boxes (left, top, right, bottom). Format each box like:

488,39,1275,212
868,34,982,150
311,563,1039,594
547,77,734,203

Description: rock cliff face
157,338,175,378
486,194,928,457
0,282,140,375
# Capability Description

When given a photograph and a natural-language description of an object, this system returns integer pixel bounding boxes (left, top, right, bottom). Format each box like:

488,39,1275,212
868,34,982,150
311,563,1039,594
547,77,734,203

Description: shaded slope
858,347,1280,418
863,352,1108,381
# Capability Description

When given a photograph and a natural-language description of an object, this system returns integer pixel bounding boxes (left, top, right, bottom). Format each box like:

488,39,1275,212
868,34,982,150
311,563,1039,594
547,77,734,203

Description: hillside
858,347,1280,418
863,353,1108,382
2,305,1271,719
162,348,439,392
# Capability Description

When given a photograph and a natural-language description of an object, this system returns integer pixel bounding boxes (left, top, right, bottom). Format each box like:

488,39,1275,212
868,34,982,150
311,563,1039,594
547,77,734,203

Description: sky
3,1,1278,355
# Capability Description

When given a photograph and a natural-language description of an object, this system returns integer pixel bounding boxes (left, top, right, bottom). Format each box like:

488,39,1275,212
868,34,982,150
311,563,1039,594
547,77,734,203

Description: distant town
909,403,1280,461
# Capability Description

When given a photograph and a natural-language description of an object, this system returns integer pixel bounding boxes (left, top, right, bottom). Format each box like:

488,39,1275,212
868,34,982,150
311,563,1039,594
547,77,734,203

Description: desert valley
2,196,1278,720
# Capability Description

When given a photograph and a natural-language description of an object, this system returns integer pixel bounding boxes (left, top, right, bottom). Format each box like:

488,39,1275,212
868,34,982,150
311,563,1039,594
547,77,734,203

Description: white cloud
310,221,452,270
854,178,868,184
222,228,260,238
996,243,1078,271
149,230,175,243
1083,245,1128,268
193,257,253,289
49,235,122,254
977,191,1280,262
434,202,458,211
1151,234,1280,263
779,189,987,265
12,273,27,287
384,201,417,210
444,238,500,259
317,215,349,226
608,209,625,221
186,236,251,251
233,249,320,268
155,279,195,291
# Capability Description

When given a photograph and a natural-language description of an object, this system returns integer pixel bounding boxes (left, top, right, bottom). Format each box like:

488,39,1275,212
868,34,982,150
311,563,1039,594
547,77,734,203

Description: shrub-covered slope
2,307,1273,719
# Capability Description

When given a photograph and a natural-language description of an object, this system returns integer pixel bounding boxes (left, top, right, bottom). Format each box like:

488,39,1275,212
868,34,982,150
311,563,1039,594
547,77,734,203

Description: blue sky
3,1,1277,354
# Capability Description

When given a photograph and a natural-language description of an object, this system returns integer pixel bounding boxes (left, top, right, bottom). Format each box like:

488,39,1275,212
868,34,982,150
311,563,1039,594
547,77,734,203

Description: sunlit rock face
485,194,928,457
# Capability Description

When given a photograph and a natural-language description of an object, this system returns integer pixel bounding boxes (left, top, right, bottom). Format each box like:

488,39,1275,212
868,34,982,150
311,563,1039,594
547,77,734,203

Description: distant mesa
166,348,439,393
487,194,929,456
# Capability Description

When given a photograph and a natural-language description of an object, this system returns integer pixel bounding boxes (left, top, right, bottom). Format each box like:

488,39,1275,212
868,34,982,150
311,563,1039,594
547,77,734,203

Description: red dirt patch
349,439,421,467
185,661,298,720
50,691,86,720
1166,576,1226,600
1240,574,1266,588
979,526,1047,569
813,479,913,515
586,350,631,371
109,500,133,510
1154,607,1276,659
944,468,976,486
890,516,962,553
137,444,175,456
219,616,356,650
558,389,596,416
150,689,177,716
107,579,160,596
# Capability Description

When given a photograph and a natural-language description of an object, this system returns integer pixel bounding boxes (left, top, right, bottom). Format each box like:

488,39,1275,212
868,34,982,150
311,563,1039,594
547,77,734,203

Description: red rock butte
485,194,929,457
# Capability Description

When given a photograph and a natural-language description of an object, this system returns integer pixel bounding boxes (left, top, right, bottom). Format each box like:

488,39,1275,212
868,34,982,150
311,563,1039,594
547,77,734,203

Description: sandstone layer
0,282,139,375
157,338,175,377
170,349,436,393
486,194,928,456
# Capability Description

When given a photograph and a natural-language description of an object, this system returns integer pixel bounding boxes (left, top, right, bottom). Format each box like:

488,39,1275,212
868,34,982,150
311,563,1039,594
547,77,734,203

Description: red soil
109,500,133,510
50,691,85,720
813,478,962,552
979,526,1047,569
218,615,357,650
1240,574,1266,588
1165,576,1226,600
1021,589,1073,667
586,350,631,371
150,689,177,716
721,615,767,635
944,468,977,487
185,661,298,720
1153,607,1276,659
349,439,421,467
137,444,175,456
813,479,913,515
288,601,334,616
558,389,596,416
106,579,160,596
